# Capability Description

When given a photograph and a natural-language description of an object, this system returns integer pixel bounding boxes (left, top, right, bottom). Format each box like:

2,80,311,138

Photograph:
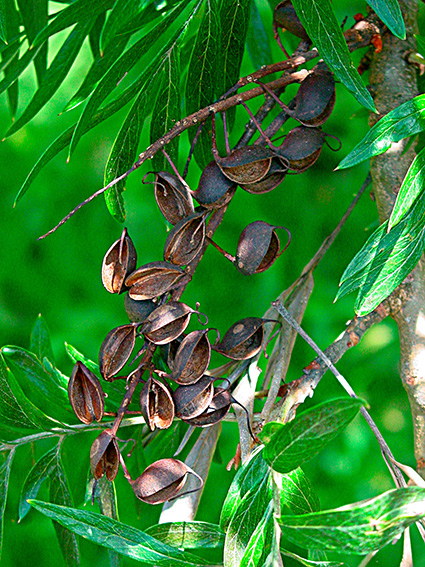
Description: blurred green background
0,0,424,565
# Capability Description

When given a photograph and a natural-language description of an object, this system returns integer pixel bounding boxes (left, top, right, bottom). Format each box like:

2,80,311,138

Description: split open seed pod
90,430,120,481
101,228,137,294
131,458,203,504
194,161,236,208
125,261,188,301
173,375,215,419
68,361,104,424
154,171,194,225
183,387,232,427
240,158,287,194
124,294,157,323
215,145,275,185
293,65,335,127
277,126,326,173
99,323,138,380
273,0,310,40
141,301,206,345
171,329,213,385
215,317,269,360
140,375,175,431
163,211,207,266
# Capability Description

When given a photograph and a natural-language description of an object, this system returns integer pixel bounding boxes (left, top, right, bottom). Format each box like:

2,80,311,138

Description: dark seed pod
183,388,232,427
274,0,309,40
163,212,207,266
99,324,137,380
90,431,120,481
140,375,175,431
154,171,194,225
173,375,215,419
277,126,326,173
124,294,157,323
215,317,267,360
293,65,335,127
171,329,212,385
131,458,203,504
164,335,185,370
101,228,137,294
194,161,236,208
235,221,290,276
215,145,275,184
68,361,105,424
240,159,287,194
141,301,204,345
125,261,188,301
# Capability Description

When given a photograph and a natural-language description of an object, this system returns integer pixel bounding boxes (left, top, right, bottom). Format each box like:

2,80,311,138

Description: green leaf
239,502,273,567
0,0,7,44
90,476,122,567
30,314,55,364
88,11,105,59
0,0,20,117
337,94,425,169
365,0,405,39
277,468,320,515
291,0,375,111
5,19,94,137
146,522,225,549
16,0,48,83
99,0,150,54
0,448,15,560
0,43,43,99
262,399,363,474
29,500,213,566
246,0,272,70
185,0,220,169
65,343,99,374
415,34,425,57
280,549,343,567
278,487,425,555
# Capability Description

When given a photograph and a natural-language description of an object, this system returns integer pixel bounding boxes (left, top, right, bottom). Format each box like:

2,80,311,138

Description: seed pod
125,261,188,301
215,317,267,360
163,211,207,266
215,145,274,184
171,329,212,385
99,324,137,380
277,126,326,173
173,375,215,419
154,171,194,225
140,376,174,431
101,228,137,294
90,431,120,481
274,0,309,40
293,65,335,127
141,301,204,345
131,458,203,504
124,294,157,323
183,388,232,427
235,221,290,276
194,161,236,208
68,361,105,424
240,159,287,194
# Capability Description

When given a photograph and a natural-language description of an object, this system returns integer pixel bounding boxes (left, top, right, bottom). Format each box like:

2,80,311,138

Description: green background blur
1,1,424,565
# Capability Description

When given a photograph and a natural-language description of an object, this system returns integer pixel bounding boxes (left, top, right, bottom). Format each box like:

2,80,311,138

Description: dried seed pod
99,324,137,380
171,329,212,385
173,375,215,419
215,317,267,360
215,145,275,184
293,65,335,127
68,361,105,424
274,0,309,40
124,294,157,323
154,171,194,225
194,161,236,207
140,375,175,431
277,126,326,173
240,158,287,194
90,431,120,481
183,388,232,427
131,458,203,504
101,228,137,294
163,211,207,266
125,261,188,301
235,221,290,276
141,301,204,345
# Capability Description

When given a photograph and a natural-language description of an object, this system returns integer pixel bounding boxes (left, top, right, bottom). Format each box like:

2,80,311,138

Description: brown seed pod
68,361,105,424
154,171,194,225
277,126,326,173
215,317,268,360
124,294,157,323
171,329,212,385
293,65,335,127
173,375,215,419
274,0,310,40
215,145,275,184
239,158,287,194
90,430,120,481
182,388,232,427
141,301,206,345
125,261,188,301
131,458,203,504
163,211,207,266
194,161,237,208
101,228,137,294
99,324,137,380
140,375,175,431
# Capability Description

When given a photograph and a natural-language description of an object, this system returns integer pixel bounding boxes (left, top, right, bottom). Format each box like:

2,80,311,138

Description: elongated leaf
146,522,225,549
1,0,20,116
88,11,105,59
279,487,425,555
280,549,343,567
246,0,272,70
0,448,15,560
416,34,425,56
291,0,375,111
337,94,425,169
277,468,320,515
16,0,48,83
65,343,99,374
240,502,273,567
262,398,363,474
185,0,219,169
100,0,150,54
365,0,405,39
0,0,6,44
388,146,425,230
30,314,55,364
0,43,43,99
29,500,212,566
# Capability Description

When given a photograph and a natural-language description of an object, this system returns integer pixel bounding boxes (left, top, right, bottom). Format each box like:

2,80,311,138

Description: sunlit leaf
292,0,375,111
0,448,15,560
0,43,43,99
240,502,273,567
16,0,48,83
280,549,343,566
146,522,225,549
277,468,320,515
365,0,405,39
30,314,55,364
0,0,20,117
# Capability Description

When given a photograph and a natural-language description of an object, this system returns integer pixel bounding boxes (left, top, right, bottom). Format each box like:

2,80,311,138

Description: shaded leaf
0,448,15,561
240,501,273,567
291,0,375,111
146,521,225,549
337,94,425,169
277,467,320,515
365,0,405,39
0,0,6,44
99,0,150,54
0,0,20,116
416,34,425,57
280,549,343,566
88,11,105,59
278,487,425,555
29,500,212,566
30,313,55,364
262,399,363,474
16,0,48,83
246,0,272,70
0,43,43,99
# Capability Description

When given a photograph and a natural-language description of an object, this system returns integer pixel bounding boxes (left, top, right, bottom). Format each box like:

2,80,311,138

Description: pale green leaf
365,0,405,39
240,502,273,567
277,468,320,515
30,314,55,364
146,522,225,549
280,549,343,566
0,449,15,560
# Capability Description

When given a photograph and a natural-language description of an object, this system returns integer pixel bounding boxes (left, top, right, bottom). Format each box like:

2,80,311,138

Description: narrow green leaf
185,0,219,169
65,343,99,374
16,0,48,83
0,448,15,560
30,314,55,364
291,0,375,111
88,11,105,59
365,0,405,39
0,43,43,99
415,34,425,57
246,0,272,70
263,399,363,474
0,0,7,44
99,0,150,54
0,0,20,117
277,468,320,515
279,487,425,555
280,549,343,567
29,500,212,566
240,502,273,567
388,146,425,230
337,94,425,169
146,522,225,549
90,476,122,567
